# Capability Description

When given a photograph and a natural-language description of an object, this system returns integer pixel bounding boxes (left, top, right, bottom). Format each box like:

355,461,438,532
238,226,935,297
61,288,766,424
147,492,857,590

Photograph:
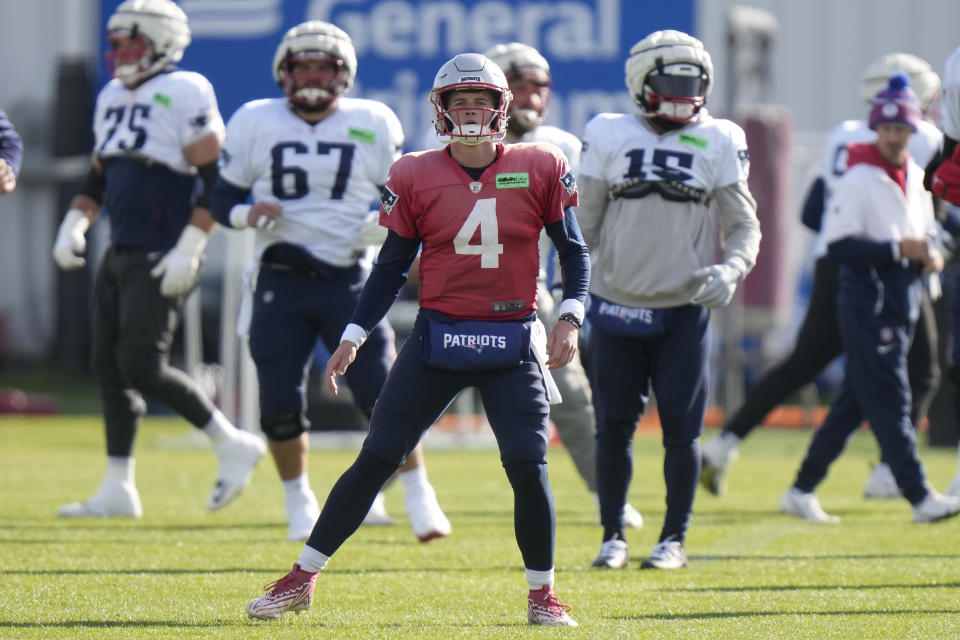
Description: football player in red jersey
246,53,588,627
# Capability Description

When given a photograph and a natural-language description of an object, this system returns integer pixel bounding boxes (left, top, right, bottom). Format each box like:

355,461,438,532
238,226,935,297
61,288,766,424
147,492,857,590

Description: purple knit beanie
868,71,921,132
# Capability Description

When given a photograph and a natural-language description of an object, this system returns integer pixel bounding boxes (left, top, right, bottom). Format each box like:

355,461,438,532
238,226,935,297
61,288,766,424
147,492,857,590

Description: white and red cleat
246,563,317,620
527,586,578,627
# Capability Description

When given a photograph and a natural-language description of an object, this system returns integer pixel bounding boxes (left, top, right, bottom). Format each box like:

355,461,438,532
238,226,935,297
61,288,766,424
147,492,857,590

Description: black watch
558,312,583,329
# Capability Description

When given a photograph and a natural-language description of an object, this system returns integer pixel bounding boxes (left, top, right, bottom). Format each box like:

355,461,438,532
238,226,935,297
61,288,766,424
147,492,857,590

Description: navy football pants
589,304,710,543
248,264,394,437
306,311,557,570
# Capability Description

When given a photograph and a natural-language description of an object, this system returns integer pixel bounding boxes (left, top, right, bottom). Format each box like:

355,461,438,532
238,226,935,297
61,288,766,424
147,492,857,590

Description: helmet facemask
106,28,156,86
505,70,551,137
432,86,511,145
640,61,709,123
280,51,349,112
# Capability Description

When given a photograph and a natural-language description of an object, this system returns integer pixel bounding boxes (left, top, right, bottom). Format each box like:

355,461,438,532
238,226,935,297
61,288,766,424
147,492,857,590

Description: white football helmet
272,21,357,111
861,53,941,117
430,53,513,145
625,30,713,124
484,43,551,135
106,0,190,87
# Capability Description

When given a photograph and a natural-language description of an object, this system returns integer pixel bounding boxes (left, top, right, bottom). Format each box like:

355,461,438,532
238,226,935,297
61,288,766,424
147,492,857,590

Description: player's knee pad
261,413,308,441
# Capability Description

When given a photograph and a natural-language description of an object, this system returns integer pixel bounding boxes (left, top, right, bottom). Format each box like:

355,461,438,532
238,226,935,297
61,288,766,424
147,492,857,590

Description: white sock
298,545,330,573
282,474,310,498
202,410,238,444
525,568,554,590
105,456,134,485
400,465,429,498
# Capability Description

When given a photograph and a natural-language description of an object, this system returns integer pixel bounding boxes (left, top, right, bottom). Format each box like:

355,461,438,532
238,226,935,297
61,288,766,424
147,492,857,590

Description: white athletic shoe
286,491,320,542
779,487,839,523
405,484,452,542
361,491,394,526
863,462,901,499
622,503,644,529
591,539,629,569
912,490,960,523
700,432,740,496
945,472,960,498
58,481,143,518
207,430,266,511
640,538,687,570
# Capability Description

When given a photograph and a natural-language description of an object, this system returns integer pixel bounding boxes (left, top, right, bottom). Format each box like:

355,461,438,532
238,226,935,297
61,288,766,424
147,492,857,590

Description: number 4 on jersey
454,198,503,268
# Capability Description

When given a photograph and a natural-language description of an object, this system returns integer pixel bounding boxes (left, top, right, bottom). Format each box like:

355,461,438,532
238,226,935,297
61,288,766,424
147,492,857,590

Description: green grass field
3,416,960,639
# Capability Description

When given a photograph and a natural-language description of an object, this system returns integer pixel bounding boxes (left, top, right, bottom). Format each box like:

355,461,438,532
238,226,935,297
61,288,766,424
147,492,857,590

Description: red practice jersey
380,142,577,320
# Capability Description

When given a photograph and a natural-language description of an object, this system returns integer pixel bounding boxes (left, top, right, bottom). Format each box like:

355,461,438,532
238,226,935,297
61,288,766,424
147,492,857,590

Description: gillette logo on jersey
423,310,532,371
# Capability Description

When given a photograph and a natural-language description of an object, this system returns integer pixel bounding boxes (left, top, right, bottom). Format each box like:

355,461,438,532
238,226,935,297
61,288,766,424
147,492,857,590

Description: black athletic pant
722,256,939,439
91,246,216,457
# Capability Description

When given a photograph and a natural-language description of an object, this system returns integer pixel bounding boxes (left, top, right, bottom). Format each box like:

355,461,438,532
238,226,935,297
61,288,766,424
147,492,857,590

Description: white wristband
557,298,585,324
340,323,368,348
229,204,251,229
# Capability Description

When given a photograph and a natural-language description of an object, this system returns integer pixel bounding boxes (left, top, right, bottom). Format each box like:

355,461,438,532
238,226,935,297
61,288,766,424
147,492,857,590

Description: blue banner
100,0,694,149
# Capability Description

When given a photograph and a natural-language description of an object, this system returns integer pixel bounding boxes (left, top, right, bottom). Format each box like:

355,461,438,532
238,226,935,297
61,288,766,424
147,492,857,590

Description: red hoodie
845,142,907,195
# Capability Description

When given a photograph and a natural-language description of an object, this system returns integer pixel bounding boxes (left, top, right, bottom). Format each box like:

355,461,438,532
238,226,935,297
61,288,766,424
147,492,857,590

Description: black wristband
558,312,582,329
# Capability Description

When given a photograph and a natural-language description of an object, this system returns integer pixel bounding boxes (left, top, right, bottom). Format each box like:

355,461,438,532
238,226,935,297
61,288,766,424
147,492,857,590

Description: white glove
353,210,388,250
150,224,208,297
691,262,744,308
52,208,91,270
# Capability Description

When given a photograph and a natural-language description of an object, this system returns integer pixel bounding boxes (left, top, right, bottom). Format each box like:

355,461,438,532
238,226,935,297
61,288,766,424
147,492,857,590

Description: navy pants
248,264,394,437
794,292,929,504
589,304,710,542
306,311,556,570
723,256,939,440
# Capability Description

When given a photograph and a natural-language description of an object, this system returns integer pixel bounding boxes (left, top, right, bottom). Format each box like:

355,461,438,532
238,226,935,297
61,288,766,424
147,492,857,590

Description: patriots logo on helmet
559,170,577,195
379,184,399,215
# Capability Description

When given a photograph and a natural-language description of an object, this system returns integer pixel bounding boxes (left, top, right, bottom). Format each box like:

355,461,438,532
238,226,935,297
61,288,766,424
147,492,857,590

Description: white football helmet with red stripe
430,53,513,145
